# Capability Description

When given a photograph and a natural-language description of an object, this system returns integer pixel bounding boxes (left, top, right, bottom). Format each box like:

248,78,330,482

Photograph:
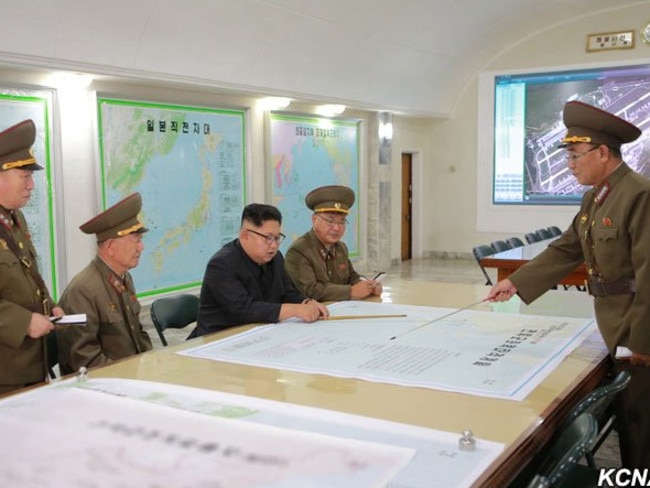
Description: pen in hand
371,272,386,288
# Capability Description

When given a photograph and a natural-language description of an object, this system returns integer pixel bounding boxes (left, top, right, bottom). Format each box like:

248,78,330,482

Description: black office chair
535,228,553,240
525,232,541,244
150,294,200,346
471,244,495,285
490,240,512,252
547,226,562,237
534,413,599,488
560,370,631,468
507,236,525,248
525,474,550,488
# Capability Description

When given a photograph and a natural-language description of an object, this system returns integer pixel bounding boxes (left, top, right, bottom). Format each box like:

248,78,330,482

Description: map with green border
269,113,360,256
98,99,246,297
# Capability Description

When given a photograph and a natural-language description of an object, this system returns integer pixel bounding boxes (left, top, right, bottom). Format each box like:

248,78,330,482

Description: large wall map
97,98,246,297
269,113,360,256
0,91,58,298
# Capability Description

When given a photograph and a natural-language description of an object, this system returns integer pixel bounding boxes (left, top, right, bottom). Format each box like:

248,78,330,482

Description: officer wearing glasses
488,100,650,468
188,203,329,338
285,185,382,301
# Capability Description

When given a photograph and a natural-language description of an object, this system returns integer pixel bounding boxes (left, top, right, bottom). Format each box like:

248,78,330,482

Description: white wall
390,115,435,259
5,4,649,278
422,3,650,257
0,67,389,290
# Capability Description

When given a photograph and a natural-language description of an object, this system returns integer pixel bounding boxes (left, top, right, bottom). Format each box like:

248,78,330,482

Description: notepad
615,346,633,359
50,314,87,326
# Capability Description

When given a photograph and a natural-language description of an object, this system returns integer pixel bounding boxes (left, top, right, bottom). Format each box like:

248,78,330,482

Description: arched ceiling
0,0,646,116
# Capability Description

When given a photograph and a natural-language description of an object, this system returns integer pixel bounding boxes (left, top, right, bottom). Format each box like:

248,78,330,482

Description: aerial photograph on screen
493,65,650,205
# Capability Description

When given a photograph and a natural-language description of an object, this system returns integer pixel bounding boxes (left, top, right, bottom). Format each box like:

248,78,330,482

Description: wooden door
401,153,412,261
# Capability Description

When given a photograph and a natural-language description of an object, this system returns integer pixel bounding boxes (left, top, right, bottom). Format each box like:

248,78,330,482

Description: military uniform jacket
509,163,650,356
0,207,54,391
57,256,152,375
285,229,362,301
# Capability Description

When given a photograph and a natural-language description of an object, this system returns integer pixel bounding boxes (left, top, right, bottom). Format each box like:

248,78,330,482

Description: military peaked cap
81,192,148,242
0,119,43,171
560,101,641,150
305,185,355,214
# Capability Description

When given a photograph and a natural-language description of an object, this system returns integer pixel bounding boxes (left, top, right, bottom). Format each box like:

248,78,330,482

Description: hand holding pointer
486,279,517,302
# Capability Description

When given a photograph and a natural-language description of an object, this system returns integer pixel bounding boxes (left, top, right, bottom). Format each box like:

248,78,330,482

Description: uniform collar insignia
0,239,7,250
580,214,588,224
108,274,126,294
594,181,610,206
0,211,12,231
318,246,336,260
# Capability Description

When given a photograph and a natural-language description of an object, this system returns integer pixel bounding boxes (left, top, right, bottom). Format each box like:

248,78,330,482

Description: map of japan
98,99,246,297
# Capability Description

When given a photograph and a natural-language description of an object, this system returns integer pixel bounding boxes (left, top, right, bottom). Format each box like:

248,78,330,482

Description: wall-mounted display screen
493,64,650,205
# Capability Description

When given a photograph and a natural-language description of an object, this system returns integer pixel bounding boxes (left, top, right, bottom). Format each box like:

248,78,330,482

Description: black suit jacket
189,239,305,338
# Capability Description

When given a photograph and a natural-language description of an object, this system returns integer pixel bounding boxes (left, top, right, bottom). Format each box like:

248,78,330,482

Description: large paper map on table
0,378,504,488
181,301,596,400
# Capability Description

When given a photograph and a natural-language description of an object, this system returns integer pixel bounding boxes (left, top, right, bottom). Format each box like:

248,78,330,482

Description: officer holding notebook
0,119,63,394
488,100,650,468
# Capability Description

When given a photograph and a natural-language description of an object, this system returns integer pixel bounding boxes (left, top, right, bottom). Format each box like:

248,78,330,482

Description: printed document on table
180,301,596,400
0,383,413,488
0,378,504,488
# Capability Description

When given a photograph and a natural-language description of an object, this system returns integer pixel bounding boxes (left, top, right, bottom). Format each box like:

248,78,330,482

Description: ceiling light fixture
258,97,292,111
315,104,346,117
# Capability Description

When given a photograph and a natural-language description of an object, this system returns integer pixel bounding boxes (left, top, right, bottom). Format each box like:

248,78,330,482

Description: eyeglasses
245,228,285,245
316,214,348,227
565,146,599,163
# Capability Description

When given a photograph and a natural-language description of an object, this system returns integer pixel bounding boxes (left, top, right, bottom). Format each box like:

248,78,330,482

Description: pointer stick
389,298,488,340
327,314,407,321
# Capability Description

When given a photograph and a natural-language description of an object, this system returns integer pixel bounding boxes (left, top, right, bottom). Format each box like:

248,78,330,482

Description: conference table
60,280,607,488
480,238,588,287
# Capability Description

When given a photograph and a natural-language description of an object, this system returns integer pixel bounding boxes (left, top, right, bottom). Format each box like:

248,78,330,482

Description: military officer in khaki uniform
488,100,650,468
0,119,64,395
57,193,152,375
285,185,382,301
